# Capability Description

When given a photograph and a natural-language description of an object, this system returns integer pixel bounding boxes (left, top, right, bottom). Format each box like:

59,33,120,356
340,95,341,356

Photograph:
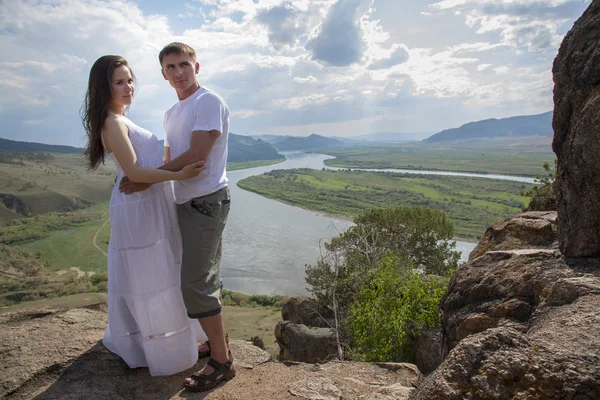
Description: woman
82,55,207,376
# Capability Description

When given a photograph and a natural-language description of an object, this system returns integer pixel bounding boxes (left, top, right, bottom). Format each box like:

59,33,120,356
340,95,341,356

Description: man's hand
119,176,153,194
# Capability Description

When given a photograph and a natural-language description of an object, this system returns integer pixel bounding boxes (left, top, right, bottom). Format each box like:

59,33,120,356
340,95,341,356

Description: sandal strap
207,357,232,371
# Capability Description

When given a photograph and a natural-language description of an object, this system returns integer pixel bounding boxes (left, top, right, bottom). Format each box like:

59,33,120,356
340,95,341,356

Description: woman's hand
178,161,205,180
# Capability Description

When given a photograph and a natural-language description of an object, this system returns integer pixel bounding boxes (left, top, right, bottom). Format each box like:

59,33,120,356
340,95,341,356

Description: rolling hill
346,132,431,143
425,111,553,143
2,134,283,164
227,133,284,162
0,138,83,154
0,134,283,223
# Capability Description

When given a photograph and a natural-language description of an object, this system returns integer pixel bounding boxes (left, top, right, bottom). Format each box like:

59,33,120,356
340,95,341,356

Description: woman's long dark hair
82,55,135,170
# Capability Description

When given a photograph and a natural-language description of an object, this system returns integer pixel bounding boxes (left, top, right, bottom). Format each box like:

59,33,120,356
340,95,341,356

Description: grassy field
0,152,286,224
238,168,533,241
0,153,115,224
0,293,109,314
319,145,554,177
18,210,110,274
223,305,281,357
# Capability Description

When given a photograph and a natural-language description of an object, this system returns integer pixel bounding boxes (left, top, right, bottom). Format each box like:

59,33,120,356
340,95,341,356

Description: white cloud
494,65,510,75
368,45,410,70
293,75,318,83
429,0,590,52
0,0,590,143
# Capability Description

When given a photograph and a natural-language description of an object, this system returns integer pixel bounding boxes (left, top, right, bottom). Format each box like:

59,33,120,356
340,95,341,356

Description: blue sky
0,0,591,146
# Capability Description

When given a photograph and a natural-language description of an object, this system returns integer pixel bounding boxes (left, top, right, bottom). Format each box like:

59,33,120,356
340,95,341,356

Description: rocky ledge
0,305,420,400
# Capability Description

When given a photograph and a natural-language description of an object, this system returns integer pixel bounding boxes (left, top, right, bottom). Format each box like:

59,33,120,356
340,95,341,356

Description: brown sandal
184,351,236,392
198,333,229,358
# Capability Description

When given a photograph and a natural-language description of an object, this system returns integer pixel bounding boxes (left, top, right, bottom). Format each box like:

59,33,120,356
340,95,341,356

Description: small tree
347,255,447,362
305,206,460,361
522,160,557,211
306,206,459,312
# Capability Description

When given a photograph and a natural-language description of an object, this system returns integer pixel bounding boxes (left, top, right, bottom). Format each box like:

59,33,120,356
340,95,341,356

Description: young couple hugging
82,42,233,392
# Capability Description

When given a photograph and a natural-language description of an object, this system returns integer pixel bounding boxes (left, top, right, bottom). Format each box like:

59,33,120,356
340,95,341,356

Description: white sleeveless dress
102,116,207,376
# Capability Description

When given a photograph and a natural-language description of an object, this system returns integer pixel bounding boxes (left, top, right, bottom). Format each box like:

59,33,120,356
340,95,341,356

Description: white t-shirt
164,86,229,204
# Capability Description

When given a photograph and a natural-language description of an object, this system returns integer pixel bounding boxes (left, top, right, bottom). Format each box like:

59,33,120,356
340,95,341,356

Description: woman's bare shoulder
101,115,129,152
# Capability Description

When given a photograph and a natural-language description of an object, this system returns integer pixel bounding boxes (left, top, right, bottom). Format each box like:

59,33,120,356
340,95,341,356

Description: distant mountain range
253,134,344,151
0,138,83,154
274,134,343,151
1,134,284,164
425,111,553,143
254,132,429,144
1,111,554,156
346,132,431,143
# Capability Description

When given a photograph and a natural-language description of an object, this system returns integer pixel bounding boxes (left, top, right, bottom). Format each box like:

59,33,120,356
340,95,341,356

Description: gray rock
469,211,558,262
281,296,335,328
275,321,339,364
414,329,442,375
552,0,600,257
288,377,341,400
542,276,600,307
229,340,271,369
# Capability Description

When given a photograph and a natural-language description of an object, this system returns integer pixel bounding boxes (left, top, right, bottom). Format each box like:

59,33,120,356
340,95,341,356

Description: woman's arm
164,146,171,163
103,117,203,183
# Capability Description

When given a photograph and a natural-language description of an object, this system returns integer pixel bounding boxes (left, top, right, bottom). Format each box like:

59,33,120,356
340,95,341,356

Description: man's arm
158,129,220,172
120,130,220,194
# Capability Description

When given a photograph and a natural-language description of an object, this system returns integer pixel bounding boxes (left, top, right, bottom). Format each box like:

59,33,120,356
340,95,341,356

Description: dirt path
0,270,25,281
92,213,109,258
69,267,86,279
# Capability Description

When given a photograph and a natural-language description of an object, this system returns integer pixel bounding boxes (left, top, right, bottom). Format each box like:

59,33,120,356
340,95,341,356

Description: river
221,152,534,296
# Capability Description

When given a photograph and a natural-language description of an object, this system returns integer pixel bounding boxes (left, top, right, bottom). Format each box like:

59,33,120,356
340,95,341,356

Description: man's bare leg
197,289,224,354
185,313,232,385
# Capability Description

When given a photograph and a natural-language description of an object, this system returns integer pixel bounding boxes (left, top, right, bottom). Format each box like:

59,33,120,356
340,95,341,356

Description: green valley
319,146,554,177
238,168,533,241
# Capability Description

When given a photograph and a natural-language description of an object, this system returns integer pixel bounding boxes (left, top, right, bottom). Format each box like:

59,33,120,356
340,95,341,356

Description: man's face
161,53,199,92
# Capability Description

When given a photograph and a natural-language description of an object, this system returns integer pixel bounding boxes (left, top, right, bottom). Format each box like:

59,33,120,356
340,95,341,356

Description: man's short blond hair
159,42,197,65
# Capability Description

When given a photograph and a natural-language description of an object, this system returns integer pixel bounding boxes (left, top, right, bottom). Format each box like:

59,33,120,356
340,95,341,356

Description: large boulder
443,249,565,352
469,211,557,261
281,296,335,328
275,320,339,364
411,215,600,399
552,0,600,258
412,323,599,400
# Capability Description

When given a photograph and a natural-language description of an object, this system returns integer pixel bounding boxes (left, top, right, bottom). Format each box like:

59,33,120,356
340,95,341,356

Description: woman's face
110,65,134,110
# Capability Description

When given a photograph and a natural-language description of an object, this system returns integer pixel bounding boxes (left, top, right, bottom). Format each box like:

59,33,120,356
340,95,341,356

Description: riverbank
228,158,286,171
316,146,554,177
237,168,532,241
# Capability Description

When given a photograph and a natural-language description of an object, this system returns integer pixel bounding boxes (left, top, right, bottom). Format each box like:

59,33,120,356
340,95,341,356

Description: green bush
521,160,556,211
230,291,250,306
90,272,107,286
347,256,447,362
249,294,284,308
306,206,459,313
0,214,93,245
304,206,459,363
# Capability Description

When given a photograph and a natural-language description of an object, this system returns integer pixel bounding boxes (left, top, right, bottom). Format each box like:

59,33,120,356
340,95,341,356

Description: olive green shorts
176,186,230,319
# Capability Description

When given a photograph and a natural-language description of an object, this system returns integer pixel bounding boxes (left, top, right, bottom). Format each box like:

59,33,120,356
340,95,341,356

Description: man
120,42,233,391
